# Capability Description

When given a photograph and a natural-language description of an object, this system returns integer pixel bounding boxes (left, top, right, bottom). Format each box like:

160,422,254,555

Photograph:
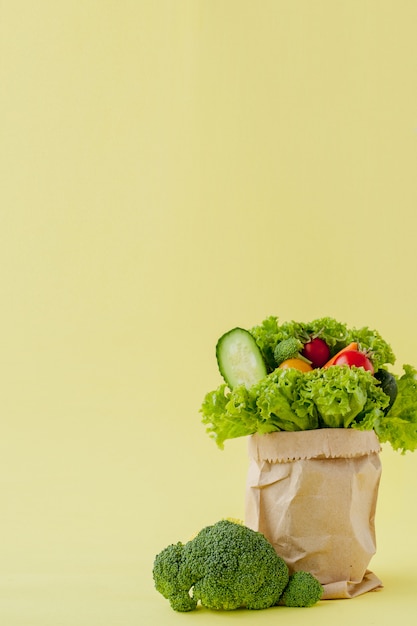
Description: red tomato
333,350,374,374
301,337,330,368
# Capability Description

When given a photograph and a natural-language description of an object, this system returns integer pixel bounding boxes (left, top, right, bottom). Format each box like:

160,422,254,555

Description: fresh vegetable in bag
200,316,417,453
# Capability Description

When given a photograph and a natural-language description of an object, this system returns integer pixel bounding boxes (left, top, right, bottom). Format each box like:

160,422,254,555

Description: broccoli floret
280,571,323,607
152,542,197,611
152,519,289,611
274,338,306,366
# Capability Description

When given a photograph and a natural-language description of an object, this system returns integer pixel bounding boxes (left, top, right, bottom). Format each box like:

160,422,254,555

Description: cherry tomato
333,350,374,374
279,358,313,372
301,337,330,368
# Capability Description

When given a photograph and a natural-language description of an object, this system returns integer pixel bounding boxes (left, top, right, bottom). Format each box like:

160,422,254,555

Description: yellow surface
1,1,417,624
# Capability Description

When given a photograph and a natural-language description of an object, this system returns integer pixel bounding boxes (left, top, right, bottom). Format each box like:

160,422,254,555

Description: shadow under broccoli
152,519,323,611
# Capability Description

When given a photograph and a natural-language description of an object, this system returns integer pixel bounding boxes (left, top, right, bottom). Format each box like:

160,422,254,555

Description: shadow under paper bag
245,429,383,599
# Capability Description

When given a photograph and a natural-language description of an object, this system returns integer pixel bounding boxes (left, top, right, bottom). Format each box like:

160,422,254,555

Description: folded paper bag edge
321,570,383,599
248,429,381,463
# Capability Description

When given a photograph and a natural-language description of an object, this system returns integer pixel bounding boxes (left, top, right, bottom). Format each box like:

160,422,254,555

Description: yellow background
1,1,416,623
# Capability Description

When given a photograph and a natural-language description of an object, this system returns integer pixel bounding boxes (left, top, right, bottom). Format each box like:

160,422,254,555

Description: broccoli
152,519,322,612
274,337,309,366
152,542,198,611
280,571,324,607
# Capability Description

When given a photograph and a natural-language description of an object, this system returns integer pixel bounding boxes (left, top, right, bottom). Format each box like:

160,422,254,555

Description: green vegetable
256,368,319,431
296,316,349,349
249,316,393,373
152,542,197,612
274,337,306,366
248,316,283,372
216,327,267,389
249,316,349,372
304,366,388,429
200,383,268,448
364,365,417,454
280,571,323,608
201,366,388,448
153,519,322,612
374,368,398,413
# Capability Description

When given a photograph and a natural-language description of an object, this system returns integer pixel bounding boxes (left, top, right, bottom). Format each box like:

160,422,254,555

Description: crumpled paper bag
245,429,383,599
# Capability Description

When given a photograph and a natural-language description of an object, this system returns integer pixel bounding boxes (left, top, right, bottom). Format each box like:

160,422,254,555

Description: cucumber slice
216,327,267,389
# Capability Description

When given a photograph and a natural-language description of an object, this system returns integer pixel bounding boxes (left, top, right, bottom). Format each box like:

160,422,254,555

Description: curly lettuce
305,366,388,428
248,316,285,373
248,316,350,373
255,368,319,432
200,382,276,449
357,365,417,454
200,366,389,448
248,316,395,374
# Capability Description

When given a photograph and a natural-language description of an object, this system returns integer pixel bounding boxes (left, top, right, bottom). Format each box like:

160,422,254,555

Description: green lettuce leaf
248,316,285,372
248,316,349,372
200,383,267,449
255,368,319,432
249,315,348,373
367,365,417,453
200,366,389,448
248,316,396,372
294,316,349,350
304,366,388,428
200,369,320,448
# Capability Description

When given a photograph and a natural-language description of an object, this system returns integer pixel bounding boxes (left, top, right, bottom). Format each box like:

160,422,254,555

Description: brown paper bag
245,429,383,599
